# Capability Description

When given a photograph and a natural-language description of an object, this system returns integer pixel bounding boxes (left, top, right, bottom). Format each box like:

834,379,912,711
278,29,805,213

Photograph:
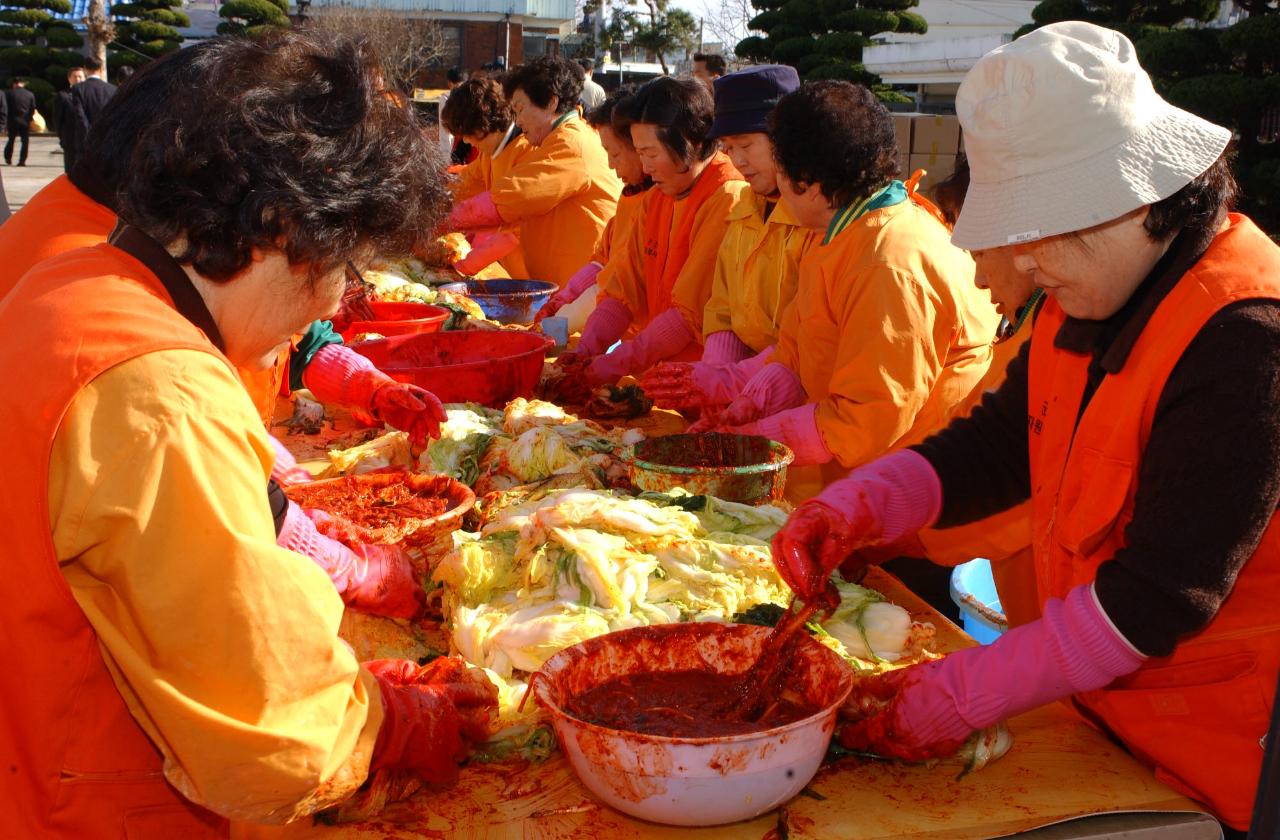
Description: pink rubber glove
302,345,446,446
537,261,602,323
838,583,1145,761
711,362,807,429
267,434,314,486
454,230,519,276
277,504,425,619
586,307,697,386
770,449,941,598
445,191,504,232
367,658,499,783
702,330,755,365
576,295,633,357
732,403,831,465
642,346,776,411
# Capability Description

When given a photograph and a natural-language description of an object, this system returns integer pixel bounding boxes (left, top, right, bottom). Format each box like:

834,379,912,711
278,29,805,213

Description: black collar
108,222,226,353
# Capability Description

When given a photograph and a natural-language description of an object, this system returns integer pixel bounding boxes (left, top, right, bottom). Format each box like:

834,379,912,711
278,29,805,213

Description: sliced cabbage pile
431,488,916,757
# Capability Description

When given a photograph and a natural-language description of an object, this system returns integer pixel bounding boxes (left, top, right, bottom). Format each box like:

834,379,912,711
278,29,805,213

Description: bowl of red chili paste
285,469,475,577
532,622,854,826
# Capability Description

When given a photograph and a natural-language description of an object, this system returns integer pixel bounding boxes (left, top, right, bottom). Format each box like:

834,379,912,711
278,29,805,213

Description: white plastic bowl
532,622,854,826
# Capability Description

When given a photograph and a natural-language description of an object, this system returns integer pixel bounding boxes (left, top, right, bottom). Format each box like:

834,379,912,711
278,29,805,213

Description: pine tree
734,0,923,98
217,0,290,38
0,0,84,114
111,0,189,71
1021,0,1280,234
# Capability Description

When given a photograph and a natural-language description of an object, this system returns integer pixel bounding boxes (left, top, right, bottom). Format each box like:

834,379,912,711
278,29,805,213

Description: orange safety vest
0,243,231,838
639,153,742,361
1027,214,1280,829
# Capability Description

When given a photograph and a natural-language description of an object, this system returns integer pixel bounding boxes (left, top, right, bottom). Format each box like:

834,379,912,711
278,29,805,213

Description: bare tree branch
305,7,448,92
697,0,752,58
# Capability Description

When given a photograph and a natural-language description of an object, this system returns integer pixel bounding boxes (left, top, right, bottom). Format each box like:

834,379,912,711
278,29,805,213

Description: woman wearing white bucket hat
768,21,1280,830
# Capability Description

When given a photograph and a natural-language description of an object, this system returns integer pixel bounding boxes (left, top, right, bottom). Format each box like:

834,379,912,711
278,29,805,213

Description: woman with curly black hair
0,29,497,836
564,76,748,385
698,80,999,502
441,76,535,276
445,55,621,286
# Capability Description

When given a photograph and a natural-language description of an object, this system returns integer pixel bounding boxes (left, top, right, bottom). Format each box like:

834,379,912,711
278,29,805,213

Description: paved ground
0,134,66,220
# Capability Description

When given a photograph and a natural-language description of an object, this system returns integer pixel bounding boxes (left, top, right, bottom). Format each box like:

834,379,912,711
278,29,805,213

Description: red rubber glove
536,261,602,324
838,584,1145,761
367,658,499,784
771,502,873,600
371,382,447,447
266,434,314,486
283,506,425,619
445,191,504,233
454,230,519,276
585,307,697,386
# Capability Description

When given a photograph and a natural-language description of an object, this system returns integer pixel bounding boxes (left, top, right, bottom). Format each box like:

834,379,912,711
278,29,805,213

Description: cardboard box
910,114,961,156
908,152,957,193
895,150,909,179
891,113,914,159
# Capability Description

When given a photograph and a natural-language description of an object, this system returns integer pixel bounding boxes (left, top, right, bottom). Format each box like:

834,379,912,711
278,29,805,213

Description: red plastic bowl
341,301,450,341
352,330,554,407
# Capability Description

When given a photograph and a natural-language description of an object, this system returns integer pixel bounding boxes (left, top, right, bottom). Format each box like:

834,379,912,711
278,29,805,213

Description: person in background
692,52,726,93
440,76,535,277
437,66,468,163
578,58,606,111
641,65,816,409
115,65,134,84
536,83,652,331
70,55,117,159
772,23,1279,832
53,66,85,172
0,43,450,622
4,79,36,166
446,56,621,287
0,30,497,836
695,81,998,502
563,76,747,385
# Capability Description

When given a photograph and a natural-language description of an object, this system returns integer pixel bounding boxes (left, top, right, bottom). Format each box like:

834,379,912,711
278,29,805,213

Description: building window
522,33,547,59
433,23,463,68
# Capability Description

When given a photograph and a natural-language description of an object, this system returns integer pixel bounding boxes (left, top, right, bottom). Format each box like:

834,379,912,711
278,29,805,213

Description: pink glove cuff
455,230,519,275
578,296,633,356
741,362,807,417
267,434,314,485
302,344,393,412
900,583,1146,746
746,403,832,466
817,449,943,546
447,191,504,232
278,502,360,592
565,261,604,298
702,331,755,365
588,307,697,384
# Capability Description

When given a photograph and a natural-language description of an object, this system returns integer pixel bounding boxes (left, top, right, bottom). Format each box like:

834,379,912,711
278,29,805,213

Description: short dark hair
503,56,583,115
117,29,450,282
84,55,104,72
441,77,512,138
1143,151,1237,248
613,77,715,166
693,53,726,76
769,81,898,210
576,58,594,73
446,66,467,84
587,83,637,139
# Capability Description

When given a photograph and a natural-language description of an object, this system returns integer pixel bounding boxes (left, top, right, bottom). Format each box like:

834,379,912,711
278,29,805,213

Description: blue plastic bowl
464,279,558,325
950,558,1009,645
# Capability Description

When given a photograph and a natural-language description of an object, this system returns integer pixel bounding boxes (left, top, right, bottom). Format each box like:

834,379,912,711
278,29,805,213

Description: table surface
253,399,1209,840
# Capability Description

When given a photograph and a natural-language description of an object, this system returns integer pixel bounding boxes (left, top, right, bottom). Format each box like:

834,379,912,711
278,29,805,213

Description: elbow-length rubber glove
266,434,315,486
838,583,1146,762
537,261,603,323
367,658,499,784
701,330,755,365
586,307,697,386
454,230,519,276
770,449,943,598
277,504,425,619
642,346,775,411
574,295,633,358
445,191,504,233
303,344,447,446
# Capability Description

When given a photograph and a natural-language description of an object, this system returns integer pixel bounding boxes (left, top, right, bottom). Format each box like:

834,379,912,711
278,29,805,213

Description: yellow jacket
592,187,648,267
452,128,535,278
491,116,621,287
50,348,382,823
777,198,1000,500
599,178,746,335
702,192,818,353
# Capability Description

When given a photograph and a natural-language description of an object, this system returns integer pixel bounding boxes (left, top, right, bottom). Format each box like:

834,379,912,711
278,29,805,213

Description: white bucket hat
951,21,1232,251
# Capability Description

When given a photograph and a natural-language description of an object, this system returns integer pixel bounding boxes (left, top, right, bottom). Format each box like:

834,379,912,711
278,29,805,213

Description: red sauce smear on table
289,477,448,530
566,670,819,738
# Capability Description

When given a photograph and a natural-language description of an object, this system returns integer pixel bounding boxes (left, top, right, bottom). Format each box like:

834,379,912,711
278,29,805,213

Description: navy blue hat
707,64,801,140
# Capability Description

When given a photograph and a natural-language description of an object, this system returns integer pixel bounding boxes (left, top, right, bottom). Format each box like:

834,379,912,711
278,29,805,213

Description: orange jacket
451,128,535,278
0,173,116,298
0,175,288,423
0,246,230,837
1027,214,1280,829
